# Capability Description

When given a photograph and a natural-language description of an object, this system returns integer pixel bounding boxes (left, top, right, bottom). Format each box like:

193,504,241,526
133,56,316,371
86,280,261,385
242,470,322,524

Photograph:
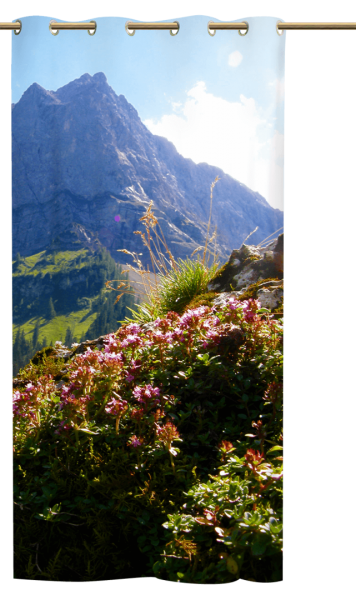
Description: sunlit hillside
12,247,135,374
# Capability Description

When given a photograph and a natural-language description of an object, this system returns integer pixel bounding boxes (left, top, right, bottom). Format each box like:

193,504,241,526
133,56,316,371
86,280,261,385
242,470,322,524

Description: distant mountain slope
12,72,283,263
12,245,135,375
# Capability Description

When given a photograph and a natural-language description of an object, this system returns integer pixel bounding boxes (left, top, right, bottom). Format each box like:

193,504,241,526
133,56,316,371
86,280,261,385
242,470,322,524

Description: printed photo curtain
12,15,284,583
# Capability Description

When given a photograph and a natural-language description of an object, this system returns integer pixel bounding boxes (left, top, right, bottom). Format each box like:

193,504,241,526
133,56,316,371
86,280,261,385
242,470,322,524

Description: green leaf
77,428,99,435
267,445,283,453
251,534,269,556
58,513,72,522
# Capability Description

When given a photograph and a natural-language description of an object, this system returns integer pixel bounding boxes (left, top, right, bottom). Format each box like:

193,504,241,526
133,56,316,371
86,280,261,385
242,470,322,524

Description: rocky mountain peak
12,73,283,264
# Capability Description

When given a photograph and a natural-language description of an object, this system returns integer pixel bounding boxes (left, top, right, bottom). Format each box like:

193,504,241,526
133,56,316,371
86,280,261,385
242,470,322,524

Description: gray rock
207,235,283,314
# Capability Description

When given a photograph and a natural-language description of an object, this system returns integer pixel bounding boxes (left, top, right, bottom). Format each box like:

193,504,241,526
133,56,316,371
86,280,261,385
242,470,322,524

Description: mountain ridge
12,71,283,263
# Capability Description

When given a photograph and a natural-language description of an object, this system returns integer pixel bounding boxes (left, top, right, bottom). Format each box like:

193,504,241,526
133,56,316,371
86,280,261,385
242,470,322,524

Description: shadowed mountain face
12,72,283,263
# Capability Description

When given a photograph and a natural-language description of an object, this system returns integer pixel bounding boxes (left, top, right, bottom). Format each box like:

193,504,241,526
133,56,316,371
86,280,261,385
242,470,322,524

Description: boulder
206,233,283,312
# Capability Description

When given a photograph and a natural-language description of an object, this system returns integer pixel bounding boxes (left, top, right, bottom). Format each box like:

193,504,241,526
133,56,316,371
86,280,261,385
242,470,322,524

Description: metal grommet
125,21,135,36
276,21,284,36
88,21,97,36
207,21,216,36
170,21,179,36
14,20,22,35
238,21,249,36
49,20,59,36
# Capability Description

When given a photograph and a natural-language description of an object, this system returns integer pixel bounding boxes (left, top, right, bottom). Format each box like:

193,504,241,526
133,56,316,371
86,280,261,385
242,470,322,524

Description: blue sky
12,15,285,209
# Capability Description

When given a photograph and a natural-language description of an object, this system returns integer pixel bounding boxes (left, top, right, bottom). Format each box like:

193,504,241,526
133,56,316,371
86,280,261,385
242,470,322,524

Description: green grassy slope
13,247,136,375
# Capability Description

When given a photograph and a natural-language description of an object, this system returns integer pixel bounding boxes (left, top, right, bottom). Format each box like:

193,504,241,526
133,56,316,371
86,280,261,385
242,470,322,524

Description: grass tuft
105,177,279,325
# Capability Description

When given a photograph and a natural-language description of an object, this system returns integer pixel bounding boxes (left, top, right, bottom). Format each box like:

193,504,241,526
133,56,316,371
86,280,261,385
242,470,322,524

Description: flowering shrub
13,295,283,582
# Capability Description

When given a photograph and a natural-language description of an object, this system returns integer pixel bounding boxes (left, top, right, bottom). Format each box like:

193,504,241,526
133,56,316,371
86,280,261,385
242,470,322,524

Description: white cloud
228,50,243,68
268,79,286,102
144,82,284,210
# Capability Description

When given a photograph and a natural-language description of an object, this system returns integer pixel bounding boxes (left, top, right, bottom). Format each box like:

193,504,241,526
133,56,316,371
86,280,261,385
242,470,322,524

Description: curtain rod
1,21,356,33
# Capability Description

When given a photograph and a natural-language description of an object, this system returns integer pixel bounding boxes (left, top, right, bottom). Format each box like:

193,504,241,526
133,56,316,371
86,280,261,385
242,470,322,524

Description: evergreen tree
32,320,40,349
49,297,56,319
19,329,27,354
107,301,114,326
13,328,22,376
13,328,21,354
65,327,73,348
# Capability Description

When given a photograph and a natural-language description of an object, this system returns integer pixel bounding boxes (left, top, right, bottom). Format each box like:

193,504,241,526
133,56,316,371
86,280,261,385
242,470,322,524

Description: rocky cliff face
12,72,283,264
